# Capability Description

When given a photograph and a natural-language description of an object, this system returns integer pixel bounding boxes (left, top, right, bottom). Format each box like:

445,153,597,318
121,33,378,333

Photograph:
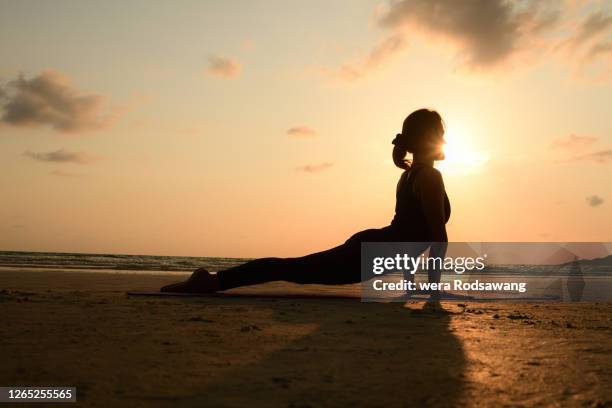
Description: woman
162,108,449,293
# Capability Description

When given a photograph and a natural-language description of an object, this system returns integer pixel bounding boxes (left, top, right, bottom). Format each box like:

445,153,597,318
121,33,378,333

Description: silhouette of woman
161,108,449,293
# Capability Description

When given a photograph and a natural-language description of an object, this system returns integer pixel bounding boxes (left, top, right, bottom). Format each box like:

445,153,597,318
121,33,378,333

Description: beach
1,269,611,407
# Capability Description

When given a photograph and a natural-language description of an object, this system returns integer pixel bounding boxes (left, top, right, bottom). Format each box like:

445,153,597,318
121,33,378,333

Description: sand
1,269,611,407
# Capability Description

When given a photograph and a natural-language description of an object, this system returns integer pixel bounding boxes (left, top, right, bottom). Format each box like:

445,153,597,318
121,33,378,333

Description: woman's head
392,109,445,169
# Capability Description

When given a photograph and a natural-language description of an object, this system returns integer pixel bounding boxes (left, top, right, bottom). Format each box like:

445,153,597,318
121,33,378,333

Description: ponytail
392,109,444,170
392,134,412,170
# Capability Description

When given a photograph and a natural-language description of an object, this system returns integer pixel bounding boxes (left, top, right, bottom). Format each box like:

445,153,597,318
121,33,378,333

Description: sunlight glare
437,125,489,174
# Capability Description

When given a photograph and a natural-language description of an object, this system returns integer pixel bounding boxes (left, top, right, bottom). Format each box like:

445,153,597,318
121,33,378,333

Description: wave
0,251,250,272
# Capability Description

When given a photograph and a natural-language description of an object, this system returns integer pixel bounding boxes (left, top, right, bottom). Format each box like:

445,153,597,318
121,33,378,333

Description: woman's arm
415,167,448,284
415,167,448,242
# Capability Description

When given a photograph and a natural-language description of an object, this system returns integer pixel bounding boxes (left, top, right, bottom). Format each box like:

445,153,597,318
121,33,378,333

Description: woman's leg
161,228,392,293
216,228,398,290
217,243,359,290
160,243,358,293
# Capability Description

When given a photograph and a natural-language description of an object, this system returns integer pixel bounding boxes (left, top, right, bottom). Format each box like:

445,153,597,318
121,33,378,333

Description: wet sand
1,269,611,407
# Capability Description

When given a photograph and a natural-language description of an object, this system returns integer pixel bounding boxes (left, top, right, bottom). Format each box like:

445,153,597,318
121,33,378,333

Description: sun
437,125,488,174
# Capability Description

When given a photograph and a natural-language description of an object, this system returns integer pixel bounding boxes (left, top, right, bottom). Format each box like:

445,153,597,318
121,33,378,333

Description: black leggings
217,227,427,290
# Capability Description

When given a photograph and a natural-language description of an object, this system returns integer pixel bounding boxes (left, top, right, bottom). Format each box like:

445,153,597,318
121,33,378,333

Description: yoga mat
127,290,361,299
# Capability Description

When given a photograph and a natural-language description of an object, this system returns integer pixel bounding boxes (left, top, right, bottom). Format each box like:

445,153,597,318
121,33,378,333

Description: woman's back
390,166,451,241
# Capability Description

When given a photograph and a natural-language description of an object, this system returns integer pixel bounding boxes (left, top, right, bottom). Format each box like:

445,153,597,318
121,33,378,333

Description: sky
0,0,611,257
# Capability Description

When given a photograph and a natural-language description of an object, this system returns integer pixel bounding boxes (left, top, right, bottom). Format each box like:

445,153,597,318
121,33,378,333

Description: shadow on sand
191,299,466,407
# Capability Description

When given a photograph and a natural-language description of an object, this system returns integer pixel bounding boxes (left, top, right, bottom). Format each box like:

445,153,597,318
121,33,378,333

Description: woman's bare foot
160,268,220,293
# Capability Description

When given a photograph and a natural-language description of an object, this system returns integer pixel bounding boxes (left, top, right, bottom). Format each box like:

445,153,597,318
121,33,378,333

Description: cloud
552,134,612,164
586,195,604,207
335,34,407,81
206,55,242,79
295,162,334,173
566,11,612,51
23,148,96,164
568,149,612,164
555,9,612,78
330,2,609,81
0,70,111,132
49,169,81,177
377,0,561,68
586,40,612,61
287,125,318,138
551,134,598,149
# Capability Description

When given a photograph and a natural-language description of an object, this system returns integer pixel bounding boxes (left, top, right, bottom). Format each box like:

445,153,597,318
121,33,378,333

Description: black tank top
389,166,451,240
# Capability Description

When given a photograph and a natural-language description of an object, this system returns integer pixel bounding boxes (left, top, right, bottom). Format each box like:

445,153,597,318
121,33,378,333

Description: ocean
0,251,248,273
1,251,611,300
